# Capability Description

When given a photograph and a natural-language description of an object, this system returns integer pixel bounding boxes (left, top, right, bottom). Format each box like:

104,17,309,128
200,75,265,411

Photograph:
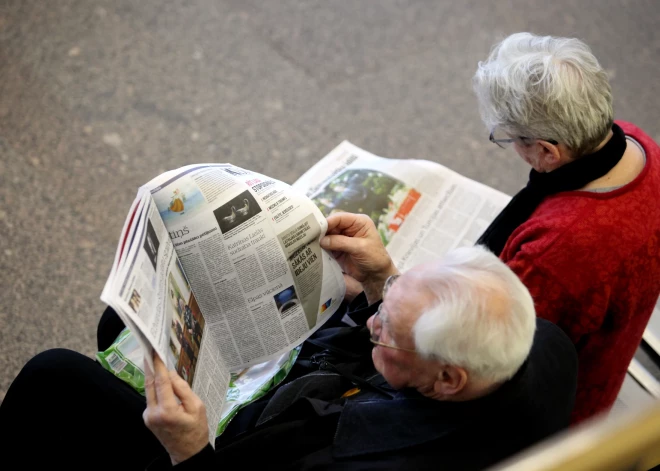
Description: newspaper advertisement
293,141,512,270
145,164,345,369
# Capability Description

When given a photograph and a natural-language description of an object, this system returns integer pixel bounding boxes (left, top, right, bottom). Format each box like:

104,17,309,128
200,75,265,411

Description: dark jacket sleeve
146,444,216,471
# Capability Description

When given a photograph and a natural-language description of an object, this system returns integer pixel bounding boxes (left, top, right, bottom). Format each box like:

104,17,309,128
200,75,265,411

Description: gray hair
473,32,613,156
412,246,536,383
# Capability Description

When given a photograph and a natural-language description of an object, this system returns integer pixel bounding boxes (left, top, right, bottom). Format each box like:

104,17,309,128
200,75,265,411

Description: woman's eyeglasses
489,128,558,149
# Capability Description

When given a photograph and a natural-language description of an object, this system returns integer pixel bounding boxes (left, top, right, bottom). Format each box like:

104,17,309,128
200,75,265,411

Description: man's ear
537,140,564,170
433,366,468,398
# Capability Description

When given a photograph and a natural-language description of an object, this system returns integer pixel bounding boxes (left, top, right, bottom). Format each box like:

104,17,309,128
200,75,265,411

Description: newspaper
293,141,512,268
101,164,346,442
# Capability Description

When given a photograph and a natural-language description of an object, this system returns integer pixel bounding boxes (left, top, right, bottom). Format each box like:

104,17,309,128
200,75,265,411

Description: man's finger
144,368,157,406
170,371,199,412
320,234,363,254
153,354,177,410
325,212,361,234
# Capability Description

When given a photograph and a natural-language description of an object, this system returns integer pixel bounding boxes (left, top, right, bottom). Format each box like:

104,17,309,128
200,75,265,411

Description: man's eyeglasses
369,274,417,353
489,128,558,149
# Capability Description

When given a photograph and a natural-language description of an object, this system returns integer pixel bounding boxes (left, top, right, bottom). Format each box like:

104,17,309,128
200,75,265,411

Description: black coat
149,294,578,471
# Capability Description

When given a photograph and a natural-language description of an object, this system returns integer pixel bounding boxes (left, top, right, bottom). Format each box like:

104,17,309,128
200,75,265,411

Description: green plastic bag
97,328,299,436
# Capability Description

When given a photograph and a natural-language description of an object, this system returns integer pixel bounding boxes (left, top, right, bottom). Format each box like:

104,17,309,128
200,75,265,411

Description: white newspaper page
101,191,229,444
293,141,512,270
145,164,345,369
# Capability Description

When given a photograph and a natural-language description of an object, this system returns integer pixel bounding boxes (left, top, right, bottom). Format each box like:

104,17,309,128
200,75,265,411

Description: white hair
412,246,536,383
473,32,613,156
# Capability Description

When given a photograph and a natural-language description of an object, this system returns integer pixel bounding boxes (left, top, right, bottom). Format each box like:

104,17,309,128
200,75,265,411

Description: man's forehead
385,271,436,330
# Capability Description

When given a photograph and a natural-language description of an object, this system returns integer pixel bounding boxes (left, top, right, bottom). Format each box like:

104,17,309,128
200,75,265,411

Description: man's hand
143,353,209,466
321,213,398,304
343,273,364,303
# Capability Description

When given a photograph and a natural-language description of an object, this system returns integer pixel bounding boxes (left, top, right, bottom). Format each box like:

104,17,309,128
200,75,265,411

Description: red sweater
501,121,660,424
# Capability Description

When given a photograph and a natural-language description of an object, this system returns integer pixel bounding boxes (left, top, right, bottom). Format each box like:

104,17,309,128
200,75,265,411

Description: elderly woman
473,33,660,424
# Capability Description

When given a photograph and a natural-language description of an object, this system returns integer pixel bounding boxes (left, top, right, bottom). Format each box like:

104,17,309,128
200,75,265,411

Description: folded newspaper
99,142,513,441
101,164,347,442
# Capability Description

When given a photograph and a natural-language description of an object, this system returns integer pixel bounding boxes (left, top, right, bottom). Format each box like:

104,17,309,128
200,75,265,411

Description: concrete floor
1,0,659,398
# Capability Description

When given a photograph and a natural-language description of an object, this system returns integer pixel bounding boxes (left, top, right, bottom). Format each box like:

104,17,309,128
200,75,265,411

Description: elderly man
0,213,576,470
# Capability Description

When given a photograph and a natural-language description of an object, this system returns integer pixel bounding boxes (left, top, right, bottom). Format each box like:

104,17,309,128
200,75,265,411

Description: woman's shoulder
502,199,597,257
504,191,658,263
616,120,660,155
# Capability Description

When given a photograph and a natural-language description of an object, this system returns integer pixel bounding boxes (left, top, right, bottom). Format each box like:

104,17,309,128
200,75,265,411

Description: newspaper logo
320,298,333,313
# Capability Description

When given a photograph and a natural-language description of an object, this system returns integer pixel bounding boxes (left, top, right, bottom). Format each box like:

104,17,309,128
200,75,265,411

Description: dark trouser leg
97,306,126,351
0,349,165,470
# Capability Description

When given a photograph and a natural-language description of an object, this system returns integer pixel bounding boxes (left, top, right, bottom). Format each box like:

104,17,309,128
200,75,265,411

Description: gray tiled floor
1,0,659,399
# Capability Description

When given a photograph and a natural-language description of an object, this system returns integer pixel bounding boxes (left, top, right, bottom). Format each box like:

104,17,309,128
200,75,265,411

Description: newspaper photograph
311,169,420,245
167,259,204,387
294,141,512,270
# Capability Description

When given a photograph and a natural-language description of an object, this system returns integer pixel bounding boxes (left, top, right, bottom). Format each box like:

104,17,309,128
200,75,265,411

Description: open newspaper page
144,164,345,369
293,141,512,269
101,191,229,444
